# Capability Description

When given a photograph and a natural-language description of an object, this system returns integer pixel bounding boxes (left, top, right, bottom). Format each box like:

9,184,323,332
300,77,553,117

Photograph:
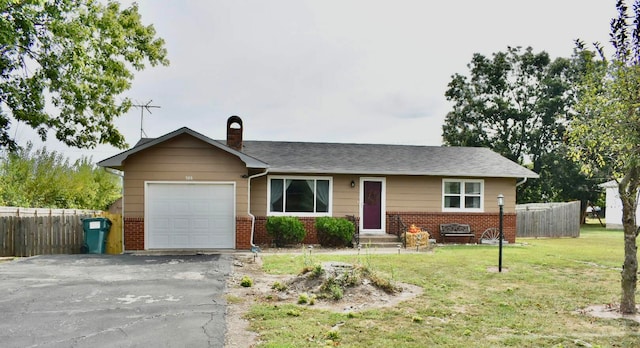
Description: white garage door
146,182,235,249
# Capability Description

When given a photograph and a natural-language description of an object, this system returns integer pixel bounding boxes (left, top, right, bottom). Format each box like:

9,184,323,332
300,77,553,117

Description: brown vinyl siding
385,176,441,212
123,134,248,217
249,175,268,216
331,175,360,217
248,174,517,218
483,177,517,212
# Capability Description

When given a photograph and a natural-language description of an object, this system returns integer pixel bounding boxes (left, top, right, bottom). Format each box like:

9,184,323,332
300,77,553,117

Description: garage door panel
150,234,170,246
192,218,210,230
146,183,235,249
171,218,190,230
170,235,189,247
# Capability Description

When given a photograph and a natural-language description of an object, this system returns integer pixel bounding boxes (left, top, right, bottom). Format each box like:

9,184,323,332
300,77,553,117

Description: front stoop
358,234,402,248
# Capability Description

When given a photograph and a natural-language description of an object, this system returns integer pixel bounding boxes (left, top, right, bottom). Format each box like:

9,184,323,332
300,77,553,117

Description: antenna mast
132,100,161,138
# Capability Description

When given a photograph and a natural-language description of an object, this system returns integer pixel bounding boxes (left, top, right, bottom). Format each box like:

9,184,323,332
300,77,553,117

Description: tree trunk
619,170,640,314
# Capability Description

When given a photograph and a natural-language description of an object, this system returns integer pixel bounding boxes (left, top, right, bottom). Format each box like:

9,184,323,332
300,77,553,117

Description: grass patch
246,225,640,347
225,294,244,304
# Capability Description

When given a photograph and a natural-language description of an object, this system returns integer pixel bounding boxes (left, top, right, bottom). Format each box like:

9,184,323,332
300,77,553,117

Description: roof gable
97,127,267,170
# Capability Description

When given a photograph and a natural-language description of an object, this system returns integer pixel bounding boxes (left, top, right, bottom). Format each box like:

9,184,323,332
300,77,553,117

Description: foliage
315,216,355,247
568,0,640,314
265,216,306,247
442,46,600,204
325,330,340,341
250,227,638,347
0,0,169,151
240,275,253,288
319,277,344,300
271,281,287,292
300,264,324,279
297,292,316,305
0,143,120,209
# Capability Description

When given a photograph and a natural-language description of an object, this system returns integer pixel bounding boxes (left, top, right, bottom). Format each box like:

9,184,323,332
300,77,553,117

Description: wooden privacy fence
516,201,581,238
0,207,123,256
102,212,123,254
0,206,101,217
0,215,89,256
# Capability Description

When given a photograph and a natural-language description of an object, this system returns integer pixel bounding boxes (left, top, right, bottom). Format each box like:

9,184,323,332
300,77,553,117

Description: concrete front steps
357,233,403,248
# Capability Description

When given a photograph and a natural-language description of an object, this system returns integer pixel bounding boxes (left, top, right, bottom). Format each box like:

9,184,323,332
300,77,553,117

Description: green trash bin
82,218,112,254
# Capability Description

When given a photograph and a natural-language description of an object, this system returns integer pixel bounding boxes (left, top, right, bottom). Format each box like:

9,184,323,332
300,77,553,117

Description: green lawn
246,225,640,347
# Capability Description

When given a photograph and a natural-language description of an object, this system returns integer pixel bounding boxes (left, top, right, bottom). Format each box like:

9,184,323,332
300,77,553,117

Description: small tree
265,216,306,247
568,0,640,314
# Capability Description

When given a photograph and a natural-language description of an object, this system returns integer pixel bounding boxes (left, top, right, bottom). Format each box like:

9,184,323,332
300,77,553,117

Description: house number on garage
185,176,193,181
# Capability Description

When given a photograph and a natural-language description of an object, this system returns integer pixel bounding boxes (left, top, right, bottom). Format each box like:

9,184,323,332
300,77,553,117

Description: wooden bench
440,223,475,243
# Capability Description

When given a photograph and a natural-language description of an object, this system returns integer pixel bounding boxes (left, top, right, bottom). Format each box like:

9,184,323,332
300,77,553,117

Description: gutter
516,177,527,187
247,168,269,252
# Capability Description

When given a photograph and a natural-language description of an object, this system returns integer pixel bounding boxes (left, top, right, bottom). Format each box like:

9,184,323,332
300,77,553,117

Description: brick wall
253,216,319,246
236,216,253,250
125,212,511,250
387,212,516,243
124,216,262,251
252,212,516,247
124,217,144,250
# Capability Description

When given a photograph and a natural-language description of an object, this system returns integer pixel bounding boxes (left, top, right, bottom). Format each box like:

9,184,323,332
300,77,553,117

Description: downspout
105,168,125,254
247,168,269,252
516,177,527,187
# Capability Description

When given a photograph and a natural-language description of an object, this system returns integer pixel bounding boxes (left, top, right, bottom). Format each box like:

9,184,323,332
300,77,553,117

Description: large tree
443,46,600,204
0,0,168,151
568,0,640,314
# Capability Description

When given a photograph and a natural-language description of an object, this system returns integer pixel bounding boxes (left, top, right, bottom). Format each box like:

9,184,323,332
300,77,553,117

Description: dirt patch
580,304,640,323
224,253,423,348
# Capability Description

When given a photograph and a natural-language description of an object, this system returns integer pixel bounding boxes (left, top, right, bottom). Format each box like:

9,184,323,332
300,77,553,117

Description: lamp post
497,194,504,272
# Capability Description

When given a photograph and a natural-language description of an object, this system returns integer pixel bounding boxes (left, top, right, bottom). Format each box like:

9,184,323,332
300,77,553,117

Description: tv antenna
132,100,161,138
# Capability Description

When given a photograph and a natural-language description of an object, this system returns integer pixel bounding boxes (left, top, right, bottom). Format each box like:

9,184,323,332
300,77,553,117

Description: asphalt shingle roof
98,127,538,179
238,141,538,178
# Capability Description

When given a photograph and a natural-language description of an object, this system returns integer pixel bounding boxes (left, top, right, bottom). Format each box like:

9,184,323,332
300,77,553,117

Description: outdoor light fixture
497,194,504,272
351,180,356,188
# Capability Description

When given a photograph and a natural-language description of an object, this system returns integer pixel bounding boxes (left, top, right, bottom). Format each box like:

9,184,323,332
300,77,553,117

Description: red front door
363,180,382,230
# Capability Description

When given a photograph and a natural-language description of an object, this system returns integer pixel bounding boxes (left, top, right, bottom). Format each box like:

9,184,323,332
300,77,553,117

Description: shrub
271,281,287,291
315,217,355,247
325,330,340,340
265,216,306,247
320,277,344,300
311,264,324,278
298,293,310,304
298,292,317,305
286,309,301,317
240,275,253,287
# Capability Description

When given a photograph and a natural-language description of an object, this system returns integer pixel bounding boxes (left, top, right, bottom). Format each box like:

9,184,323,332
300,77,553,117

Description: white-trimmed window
442,179,484,212
267,176,332,216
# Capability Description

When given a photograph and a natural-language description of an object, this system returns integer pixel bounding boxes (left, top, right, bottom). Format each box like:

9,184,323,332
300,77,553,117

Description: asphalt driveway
0,254,232,348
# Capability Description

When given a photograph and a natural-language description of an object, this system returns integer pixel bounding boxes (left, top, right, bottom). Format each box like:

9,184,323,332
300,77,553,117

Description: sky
10,0,618,163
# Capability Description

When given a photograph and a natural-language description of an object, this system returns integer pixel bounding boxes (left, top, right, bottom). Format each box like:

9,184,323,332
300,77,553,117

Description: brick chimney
226,116,243,151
